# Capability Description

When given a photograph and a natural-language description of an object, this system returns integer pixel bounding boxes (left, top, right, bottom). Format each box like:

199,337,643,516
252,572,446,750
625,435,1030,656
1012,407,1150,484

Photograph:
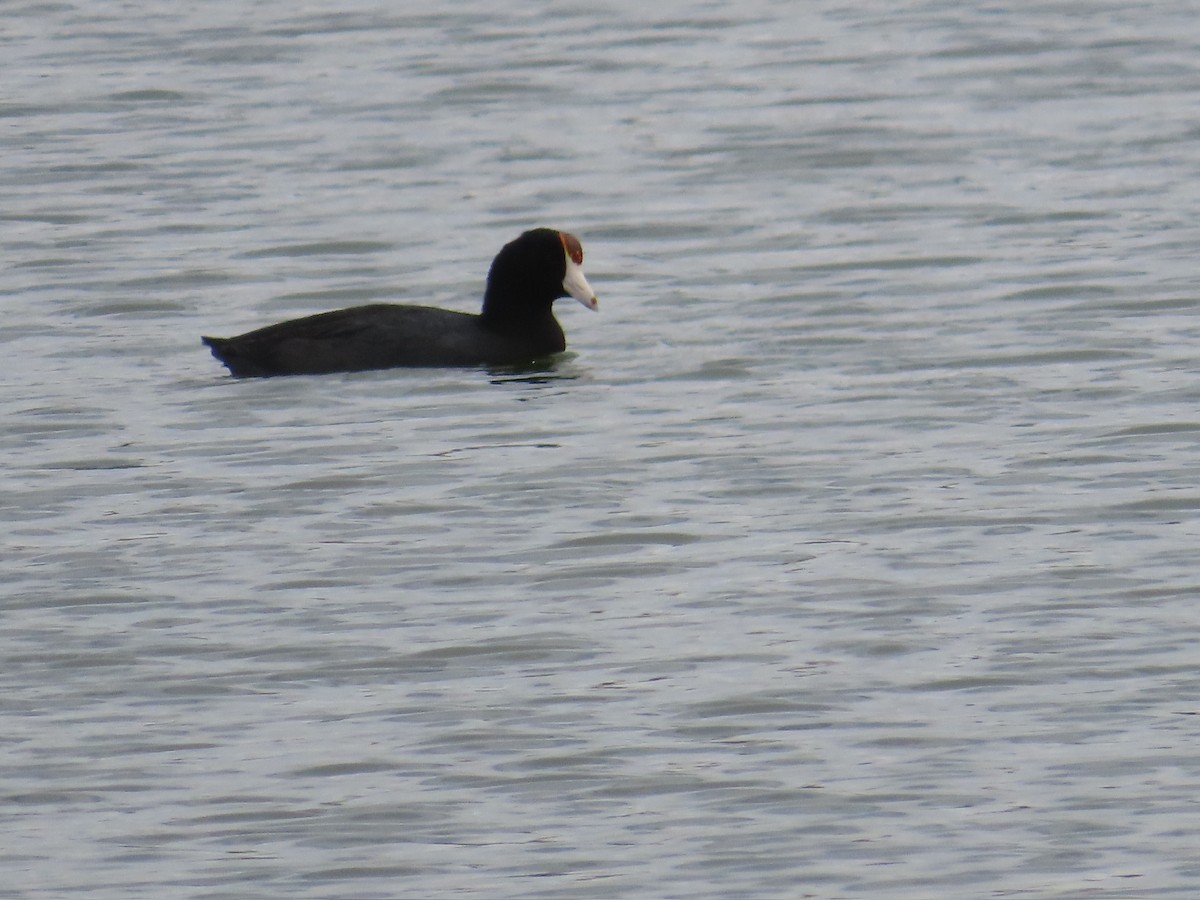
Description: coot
202,228,598,376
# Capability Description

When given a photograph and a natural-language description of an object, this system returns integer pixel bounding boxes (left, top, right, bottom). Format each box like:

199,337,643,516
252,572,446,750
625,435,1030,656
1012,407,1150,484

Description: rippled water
5,2,1200,897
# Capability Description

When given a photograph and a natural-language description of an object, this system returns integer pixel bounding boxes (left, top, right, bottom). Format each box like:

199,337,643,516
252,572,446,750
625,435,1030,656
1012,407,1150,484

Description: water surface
4,1,1200,897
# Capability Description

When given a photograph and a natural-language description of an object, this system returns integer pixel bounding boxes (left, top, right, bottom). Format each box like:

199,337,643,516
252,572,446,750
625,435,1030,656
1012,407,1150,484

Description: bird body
202,228,597,377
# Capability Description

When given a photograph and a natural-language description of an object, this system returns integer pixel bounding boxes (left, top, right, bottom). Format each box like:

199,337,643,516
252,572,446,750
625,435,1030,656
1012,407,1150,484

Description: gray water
4,1,1200,897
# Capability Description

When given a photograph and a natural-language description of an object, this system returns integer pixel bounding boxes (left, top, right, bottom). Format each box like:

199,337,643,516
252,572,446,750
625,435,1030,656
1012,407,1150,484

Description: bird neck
481,289,556,331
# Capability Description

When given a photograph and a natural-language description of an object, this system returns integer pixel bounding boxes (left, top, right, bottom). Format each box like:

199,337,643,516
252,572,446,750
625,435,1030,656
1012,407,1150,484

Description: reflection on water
487,356,585,386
